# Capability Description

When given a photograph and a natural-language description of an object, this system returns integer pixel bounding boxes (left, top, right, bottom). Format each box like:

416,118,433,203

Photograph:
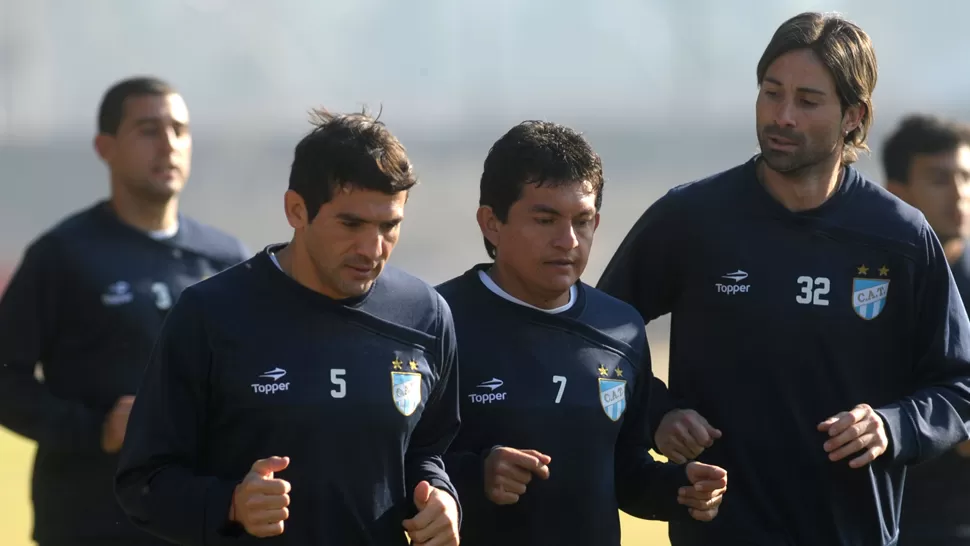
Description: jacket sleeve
596,189,685,323
615,346,691,521
115,288,243,545
404,294,462,521
597,190,688,444
876,221,970,465
0,236,106,453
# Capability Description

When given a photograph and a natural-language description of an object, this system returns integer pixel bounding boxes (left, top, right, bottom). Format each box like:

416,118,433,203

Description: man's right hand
655,409,722,464
102,395,135,453
484,447,551,505
231,456,292,537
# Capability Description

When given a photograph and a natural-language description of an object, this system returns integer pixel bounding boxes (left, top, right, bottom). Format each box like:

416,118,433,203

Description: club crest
852,264,890,320
599,378,627,421
391,371,423,416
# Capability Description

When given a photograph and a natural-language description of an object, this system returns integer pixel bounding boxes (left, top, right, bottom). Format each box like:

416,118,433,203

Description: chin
139,180,183,202
544,275,578,295
760,151,797,172
338,279,373,298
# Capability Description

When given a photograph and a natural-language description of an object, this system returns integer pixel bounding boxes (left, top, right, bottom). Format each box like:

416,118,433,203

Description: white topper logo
252,367,289,394
715,270,751,295
476,378,504,391
101,281,134,306
469,377,506,404
259,367,287,381
721,270,748,282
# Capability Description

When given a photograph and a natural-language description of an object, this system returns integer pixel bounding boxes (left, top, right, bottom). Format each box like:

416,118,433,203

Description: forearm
616,459,691,521
441,449,487,496
407,454,459,503
647,376,679,450
115,463,241,546
0,364,105,453
877,381,970,465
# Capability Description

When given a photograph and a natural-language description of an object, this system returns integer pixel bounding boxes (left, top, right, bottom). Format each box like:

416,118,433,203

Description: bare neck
757,155,844,213
109,182,178,233
487,262,570,310
274,240,339,299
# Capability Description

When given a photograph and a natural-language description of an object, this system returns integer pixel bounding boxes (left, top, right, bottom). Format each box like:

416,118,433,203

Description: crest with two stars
597,364,627,422
852,264,890,320
390,355,422,416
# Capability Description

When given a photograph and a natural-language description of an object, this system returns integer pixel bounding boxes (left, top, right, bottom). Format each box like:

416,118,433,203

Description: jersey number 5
796,276,830,306
331,369,346,398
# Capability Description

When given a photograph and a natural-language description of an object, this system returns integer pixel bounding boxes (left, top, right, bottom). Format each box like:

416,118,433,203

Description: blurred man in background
883,114,970,546
598,12,970,546
0,76,248,546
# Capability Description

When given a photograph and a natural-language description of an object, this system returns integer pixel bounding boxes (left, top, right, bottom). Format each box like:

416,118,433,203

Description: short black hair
882,114,970,184
479,120,604,259
288,108,417,222
97,76,176,135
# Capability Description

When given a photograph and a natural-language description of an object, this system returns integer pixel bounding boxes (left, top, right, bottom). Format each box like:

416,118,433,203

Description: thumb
251,456,290,477
413,480,433,510
688,462,726,483
705,423,723,439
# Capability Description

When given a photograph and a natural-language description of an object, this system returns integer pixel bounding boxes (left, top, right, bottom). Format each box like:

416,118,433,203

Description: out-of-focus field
0,333,674,546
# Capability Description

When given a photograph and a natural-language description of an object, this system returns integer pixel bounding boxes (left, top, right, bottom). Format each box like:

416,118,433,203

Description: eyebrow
529,204,596,217
132,117,188,128
530,204,561,215
336,212,402,224
763,77,827,96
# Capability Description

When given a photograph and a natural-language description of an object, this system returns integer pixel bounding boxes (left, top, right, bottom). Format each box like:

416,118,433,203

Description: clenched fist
484,447,551,505
231,456,292,537
655,409,722,464
679,462,728,522
402,481,459,546
818,403,889,468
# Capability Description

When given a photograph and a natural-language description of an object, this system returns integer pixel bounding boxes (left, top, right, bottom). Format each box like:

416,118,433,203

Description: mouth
545,259,575,267
152,165,179,177
344,264,376,279
765,134,799,151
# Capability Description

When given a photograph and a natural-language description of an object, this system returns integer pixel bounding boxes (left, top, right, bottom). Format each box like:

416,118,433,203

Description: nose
774,98,797,128
355,228,384,262
953,177,970,207
551,224,580,252
159,128,177,153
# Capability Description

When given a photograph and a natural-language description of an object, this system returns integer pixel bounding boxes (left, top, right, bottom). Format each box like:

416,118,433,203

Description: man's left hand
402,480,459,545
819,403,889,468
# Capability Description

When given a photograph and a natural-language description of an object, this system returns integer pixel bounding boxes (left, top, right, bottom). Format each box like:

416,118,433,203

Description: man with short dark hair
115,109,461,546
438,120,727,546
0,76,248,546
882,113,970,546
598,12,970,546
